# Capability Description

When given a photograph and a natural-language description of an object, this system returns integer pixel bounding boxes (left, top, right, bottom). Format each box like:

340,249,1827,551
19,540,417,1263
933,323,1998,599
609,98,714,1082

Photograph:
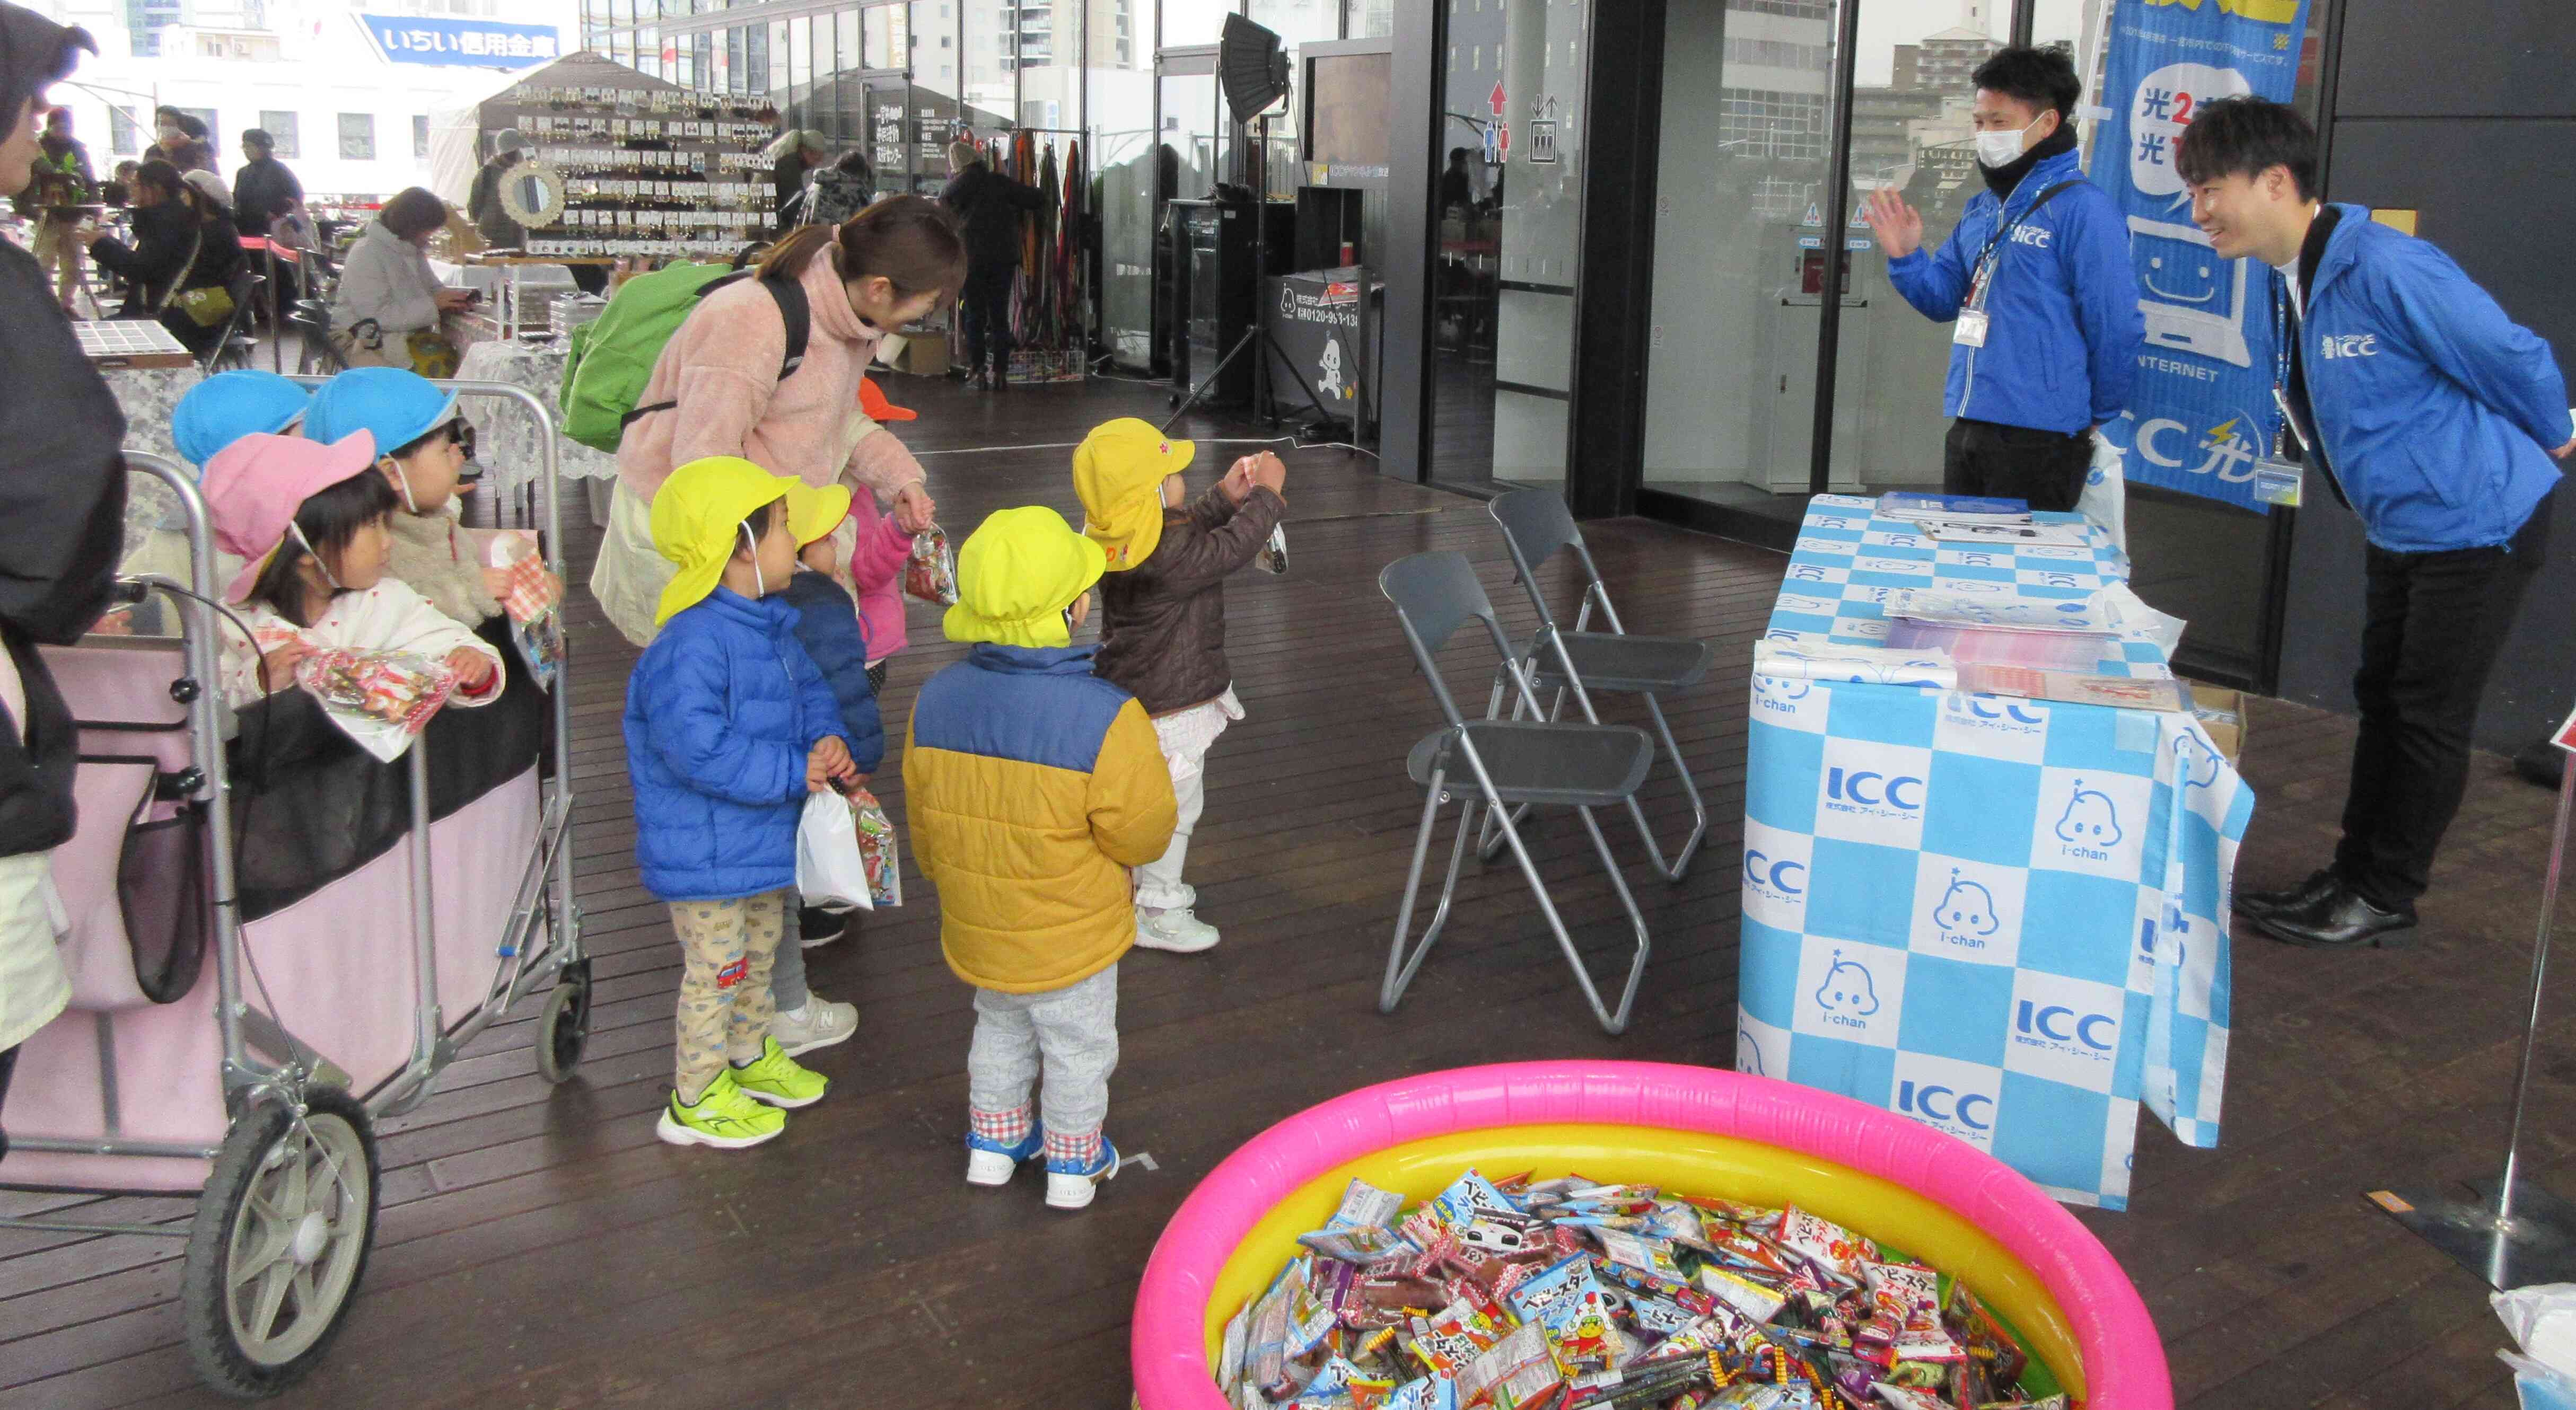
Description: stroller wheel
183,1087,380,1397
536,972,591,1085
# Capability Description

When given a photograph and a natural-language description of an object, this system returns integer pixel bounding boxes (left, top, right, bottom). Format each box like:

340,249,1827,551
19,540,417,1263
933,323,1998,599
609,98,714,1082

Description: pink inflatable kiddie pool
1132,1061,2168,1407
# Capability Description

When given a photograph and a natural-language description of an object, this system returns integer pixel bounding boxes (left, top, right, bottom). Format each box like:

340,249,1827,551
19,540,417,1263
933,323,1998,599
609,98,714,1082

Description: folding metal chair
1479,489,1712,882
1379,550,1658,1035
200,269,263,374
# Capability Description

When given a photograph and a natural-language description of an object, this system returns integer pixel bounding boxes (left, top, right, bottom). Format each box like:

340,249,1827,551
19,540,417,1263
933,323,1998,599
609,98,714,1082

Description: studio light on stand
1163,14,1340,435
2373,717,2576,1289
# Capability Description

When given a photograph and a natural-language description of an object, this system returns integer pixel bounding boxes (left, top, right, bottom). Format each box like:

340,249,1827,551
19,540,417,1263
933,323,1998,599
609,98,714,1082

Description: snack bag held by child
1072,419,1289,957
203,431,506,717
485,531,565,690
904,506,1177,1210
905,524,959,606
624,455,857,1152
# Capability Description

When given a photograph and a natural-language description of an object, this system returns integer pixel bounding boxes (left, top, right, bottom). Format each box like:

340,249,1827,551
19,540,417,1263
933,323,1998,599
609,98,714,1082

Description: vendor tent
427,51,686,206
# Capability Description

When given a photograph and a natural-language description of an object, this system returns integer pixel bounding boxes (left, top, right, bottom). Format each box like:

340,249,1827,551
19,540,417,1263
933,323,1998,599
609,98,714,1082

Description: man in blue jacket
1864,46,2144,511
2180,98,2576,950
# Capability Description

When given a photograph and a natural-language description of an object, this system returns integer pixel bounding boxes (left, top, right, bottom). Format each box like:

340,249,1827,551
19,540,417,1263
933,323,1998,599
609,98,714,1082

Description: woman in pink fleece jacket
591,196,969,647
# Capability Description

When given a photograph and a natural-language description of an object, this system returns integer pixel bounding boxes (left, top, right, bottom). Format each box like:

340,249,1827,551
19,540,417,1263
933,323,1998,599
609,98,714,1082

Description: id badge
1953,309,1991,347
2251,457,2302,508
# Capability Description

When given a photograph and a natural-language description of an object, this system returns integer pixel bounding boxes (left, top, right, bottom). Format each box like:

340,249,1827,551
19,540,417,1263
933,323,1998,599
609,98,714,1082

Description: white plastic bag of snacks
794,789,873,913
904,524,959,606
484,529,563,690
285,645,462,764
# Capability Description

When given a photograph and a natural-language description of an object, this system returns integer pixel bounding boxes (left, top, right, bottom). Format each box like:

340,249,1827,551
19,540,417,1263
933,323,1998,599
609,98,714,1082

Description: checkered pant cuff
969,1106,1033,1144
1044,1127,1102,1166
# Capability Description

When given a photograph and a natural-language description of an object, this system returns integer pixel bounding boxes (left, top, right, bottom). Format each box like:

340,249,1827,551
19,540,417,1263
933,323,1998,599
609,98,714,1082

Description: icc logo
1931,868,2000,944
2054,778,2123,847
1745,850,1806,896
2320,332,2378,359
1898,1079,1993,1131
1813,950,1879,1019
1950,695,2044,726
1827,766,1923,810
2016,1000,2116,1052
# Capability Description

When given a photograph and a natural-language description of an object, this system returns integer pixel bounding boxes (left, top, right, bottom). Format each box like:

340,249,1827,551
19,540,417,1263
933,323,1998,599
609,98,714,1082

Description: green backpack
556,261,811,454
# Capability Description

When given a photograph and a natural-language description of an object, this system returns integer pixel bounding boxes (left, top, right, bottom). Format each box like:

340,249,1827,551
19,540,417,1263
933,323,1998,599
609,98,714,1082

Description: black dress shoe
2253,880,2416,949
2237,868,2340,919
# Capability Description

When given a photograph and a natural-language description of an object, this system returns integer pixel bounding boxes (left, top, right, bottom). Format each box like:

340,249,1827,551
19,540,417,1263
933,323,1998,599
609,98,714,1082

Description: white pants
965,964,1119,1140
0,852,70,1054
1133,689,1241,912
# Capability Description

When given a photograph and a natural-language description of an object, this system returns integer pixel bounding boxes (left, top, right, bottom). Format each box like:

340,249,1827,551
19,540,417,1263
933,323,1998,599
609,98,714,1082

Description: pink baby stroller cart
0,383,583,1398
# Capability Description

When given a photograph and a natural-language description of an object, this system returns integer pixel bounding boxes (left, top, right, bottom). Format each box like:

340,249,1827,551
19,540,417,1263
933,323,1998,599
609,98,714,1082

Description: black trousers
958,260,1017,376
567,262,609,296
0,1044,17,1165
1942,418,2093,512
2334,500,2552,911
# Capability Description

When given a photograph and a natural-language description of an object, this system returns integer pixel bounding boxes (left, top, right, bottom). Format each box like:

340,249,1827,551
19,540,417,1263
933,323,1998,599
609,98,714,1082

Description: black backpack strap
617,270,813,430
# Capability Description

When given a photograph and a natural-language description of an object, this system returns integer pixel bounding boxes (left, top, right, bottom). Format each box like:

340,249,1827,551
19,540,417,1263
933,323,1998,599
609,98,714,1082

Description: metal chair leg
1620,692,1707,883
1382,773,1480,1016
1484,798,1652,1036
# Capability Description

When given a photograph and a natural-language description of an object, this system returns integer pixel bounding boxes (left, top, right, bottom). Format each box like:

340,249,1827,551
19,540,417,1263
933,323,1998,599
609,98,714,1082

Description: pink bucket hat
203,430,381,602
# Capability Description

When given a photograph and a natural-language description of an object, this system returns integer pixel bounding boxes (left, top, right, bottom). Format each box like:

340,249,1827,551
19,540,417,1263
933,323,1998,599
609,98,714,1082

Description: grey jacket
333,219,444,337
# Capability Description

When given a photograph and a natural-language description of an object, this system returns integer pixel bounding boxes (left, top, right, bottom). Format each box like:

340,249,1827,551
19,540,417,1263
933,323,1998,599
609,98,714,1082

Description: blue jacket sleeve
2378,240,2574,454
784,579,881,772
1887,207,1978,323
2067,192,2143,427
788,634,847,756
645,634,809,807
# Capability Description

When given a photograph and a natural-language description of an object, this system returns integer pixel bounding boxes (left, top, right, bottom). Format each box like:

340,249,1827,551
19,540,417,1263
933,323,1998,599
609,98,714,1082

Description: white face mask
740,523,767,598
1975,116,2042,170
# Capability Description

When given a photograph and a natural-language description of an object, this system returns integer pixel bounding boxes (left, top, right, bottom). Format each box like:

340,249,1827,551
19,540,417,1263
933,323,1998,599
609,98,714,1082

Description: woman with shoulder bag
80,157,242,357
329,186,472,374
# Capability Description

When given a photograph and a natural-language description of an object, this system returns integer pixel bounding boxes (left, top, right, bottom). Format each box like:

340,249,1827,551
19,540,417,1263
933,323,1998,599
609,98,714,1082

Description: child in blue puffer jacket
625,455,860,1152
760,503,890,1058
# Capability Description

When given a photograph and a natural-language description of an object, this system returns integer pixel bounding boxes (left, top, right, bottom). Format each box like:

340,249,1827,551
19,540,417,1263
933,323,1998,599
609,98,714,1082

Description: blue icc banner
2092,0,2314,512
358,15,562,68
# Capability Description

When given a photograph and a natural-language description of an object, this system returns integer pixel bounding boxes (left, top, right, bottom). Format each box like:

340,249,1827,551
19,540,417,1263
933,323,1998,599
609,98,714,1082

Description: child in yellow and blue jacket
902,506,1177,1210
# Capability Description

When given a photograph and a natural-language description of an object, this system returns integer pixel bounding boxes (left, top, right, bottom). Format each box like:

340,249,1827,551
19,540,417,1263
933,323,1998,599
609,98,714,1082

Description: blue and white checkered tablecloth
1739,496,2253,1210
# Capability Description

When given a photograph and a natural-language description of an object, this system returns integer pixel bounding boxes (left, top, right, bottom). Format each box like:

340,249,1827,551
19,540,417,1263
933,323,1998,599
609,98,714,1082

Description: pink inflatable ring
1132,1060,2167,1407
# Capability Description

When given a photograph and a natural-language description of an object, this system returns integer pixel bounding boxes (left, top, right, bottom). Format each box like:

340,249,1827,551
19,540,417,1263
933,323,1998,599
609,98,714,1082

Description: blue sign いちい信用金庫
358,15,561,68
2091,0,2314,513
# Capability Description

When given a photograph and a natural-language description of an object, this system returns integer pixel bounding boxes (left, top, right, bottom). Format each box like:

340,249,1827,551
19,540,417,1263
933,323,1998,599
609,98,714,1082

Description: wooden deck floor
4,375,2568,1409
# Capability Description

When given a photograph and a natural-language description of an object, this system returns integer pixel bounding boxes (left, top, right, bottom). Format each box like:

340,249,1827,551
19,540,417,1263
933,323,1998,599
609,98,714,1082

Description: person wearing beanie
1071,420,1287,955
305,366,527,630
937,134,1046,390
903,506,1177,1210
0,0,122,1167
468,128,535,251
767,128,829,235
625,456,856,1151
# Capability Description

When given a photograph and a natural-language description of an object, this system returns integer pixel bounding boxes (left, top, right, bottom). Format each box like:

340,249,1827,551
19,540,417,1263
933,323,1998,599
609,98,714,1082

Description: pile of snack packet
1215,1169,2063,1410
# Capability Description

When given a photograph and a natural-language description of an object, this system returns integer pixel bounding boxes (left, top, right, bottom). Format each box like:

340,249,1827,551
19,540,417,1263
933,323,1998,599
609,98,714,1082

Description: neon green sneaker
729,1036,829,1109
655,1070,785,1150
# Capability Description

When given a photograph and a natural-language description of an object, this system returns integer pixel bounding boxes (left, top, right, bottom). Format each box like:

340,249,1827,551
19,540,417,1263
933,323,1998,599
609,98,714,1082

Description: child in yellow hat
625,456,861,1151
1070,418,1287,954
903,506,1178,1208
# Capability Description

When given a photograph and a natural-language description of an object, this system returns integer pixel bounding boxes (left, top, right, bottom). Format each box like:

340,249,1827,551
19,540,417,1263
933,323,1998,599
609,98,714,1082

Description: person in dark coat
0,0,127,1159
939,137,1045,391
768,129,827,236
81,157,244,357
231,127,300,240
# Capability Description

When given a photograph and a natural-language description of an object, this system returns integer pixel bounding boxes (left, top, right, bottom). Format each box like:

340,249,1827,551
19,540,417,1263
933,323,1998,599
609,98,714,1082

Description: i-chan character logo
2054,778,2124,855
1813,950,1880,1024
1930,868,2002,947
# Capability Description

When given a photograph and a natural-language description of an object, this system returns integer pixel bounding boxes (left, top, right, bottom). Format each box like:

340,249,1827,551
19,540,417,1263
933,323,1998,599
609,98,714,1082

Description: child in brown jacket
1072,419,1287,953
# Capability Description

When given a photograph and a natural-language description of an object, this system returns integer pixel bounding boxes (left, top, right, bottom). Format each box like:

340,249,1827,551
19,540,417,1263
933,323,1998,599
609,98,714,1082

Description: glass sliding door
1640,0,1848,526
1426,0,1591,493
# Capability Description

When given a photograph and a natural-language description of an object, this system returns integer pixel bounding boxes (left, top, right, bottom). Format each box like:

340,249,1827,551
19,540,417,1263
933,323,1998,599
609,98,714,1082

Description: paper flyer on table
1754,638,1956,689
1886,586,2126,634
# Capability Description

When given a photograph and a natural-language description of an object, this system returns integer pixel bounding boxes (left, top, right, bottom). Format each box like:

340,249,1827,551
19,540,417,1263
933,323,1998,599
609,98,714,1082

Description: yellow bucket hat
1073,417,1195,572
944,506,1108,649
649,456,852,627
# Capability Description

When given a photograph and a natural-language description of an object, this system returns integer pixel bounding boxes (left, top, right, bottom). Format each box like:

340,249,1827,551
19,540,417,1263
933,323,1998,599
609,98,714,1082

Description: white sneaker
769,997,857,1056
1135,907,1220,954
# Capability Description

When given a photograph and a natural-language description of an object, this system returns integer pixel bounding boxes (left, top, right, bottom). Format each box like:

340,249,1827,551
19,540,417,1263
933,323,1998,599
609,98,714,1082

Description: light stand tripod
2376,721,2576,1288
1160,117,1341,436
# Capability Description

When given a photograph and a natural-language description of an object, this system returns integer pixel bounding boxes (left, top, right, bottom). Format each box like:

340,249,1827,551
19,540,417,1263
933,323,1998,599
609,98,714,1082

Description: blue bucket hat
303,367,459,459
171,370,312,471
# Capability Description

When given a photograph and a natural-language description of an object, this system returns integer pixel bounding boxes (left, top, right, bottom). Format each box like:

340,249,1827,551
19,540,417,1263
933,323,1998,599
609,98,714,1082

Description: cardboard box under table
1739,494,2255,1210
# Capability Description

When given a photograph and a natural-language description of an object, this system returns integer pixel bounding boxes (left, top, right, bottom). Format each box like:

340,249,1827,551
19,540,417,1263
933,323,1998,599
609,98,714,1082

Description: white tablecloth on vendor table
428,259,578,296
103,364,202,564
454,337,619,509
